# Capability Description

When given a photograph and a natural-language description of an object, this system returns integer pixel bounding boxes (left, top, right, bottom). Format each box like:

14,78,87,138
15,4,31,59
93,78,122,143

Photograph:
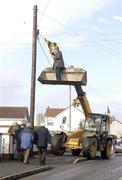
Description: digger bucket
38,66,87,86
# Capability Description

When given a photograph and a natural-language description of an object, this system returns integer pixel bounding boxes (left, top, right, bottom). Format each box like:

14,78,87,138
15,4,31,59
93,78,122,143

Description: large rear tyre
82,138,97,159
71,149,81,156
82,149,89,157
51,132,66,155
101,140,112,159
88,138,97,159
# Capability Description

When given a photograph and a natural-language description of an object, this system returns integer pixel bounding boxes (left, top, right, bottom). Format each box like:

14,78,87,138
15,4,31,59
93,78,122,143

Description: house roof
45,107,65,117
0,107,29,119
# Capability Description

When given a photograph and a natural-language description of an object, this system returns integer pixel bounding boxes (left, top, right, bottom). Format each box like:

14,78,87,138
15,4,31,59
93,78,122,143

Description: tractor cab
84,113,111,135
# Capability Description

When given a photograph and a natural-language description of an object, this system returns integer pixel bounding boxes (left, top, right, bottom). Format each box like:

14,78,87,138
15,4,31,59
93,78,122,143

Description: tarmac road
21,155,122,180
0,152,85,179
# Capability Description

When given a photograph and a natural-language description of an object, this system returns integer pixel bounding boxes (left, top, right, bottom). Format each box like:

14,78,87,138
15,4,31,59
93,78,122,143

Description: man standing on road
14,124,22,160
34,123,51,165
20,122,33,164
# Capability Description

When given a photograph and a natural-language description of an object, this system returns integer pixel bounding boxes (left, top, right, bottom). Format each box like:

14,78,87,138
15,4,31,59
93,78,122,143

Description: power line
0,85,30,88
87,85,122,106
37,8,122,60
38,10,77,36
38,0,52,25
38,9,122,38
37,36,52,66
0,32,31,47
37,35,70,67
38,8,122,45
91,41,122,59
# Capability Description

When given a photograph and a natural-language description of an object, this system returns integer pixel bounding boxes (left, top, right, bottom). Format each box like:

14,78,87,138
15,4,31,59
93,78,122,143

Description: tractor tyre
88,138,97,159
101,140,112,159
82,149,89,157
51,132,66,156
82,138,97,159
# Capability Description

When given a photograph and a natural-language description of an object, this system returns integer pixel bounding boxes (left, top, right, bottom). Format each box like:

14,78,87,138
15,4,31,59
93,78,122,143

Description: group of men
9,122,51,165
9,39,64,164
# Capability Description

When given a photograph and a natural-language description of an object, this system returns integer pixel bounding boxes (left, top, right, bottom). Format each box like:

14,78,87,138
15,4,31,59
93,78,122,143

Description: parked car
115,138,122,153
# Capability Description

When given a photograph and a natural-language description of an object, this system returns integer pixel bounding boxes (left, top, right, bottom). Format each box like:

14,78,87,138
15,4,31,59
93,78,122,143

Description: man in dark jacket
34,123,51,165
14,125,22,160
50,46,65,81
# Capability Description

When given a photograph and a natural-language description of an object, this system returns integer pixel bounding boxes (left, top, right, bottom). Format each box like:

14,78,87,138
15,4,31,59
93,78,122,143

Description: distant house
44,106,122,138
0,107,29,133
44,106,85,132
35,112,45,126
110,119,122,138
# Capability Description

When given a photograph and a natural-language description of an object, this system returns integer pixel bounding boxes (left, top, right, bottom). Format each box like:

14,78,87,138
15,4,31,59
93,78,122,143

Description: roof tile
45,107,65,117
0,107,29,118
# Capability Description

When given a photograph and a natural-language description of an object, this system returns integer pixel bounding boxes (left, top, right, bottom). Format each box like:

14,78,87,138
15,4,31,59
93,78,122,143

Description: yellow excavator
38,66,114,159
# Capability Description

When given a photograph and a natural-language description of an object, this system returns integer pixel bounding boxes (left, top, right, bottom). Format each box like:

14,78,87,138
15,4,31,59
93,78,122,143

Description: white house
0,107,29,133
44,106,122,138
0,107,29,159
44,106,85,132
110,119,122,138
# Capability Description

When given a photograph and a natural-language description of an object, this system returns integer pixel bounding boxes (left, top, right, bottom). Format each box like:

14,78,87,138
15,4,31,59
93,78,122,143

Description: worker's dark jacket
52,50,65,69
34,127,51,148
15,127,22,151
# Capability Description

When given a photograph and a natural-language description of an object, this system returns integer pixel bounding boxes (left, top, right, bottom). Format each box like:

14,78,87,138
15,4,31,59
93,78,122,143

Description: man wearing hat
50,45,65,81
20,122,33,164
45,38,65,81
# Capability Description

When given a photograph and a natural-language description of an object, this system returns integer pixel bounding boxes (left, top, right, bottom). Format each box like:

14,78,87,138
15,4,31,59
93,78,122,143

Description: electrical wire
38,10,77,35
38,35,70,67
38,0,52,25
38,9,122,39
38,35,121,61
0,32,31,47
87,85,122,106
37,7,122,60
0,85,30,88
0,7,121,58
37,36,52,66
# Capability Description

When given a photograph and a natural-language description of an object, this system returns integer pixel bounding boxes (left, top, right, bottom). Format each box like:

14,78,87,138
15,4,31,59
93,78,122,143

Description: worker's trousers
38,147,47,165
24,149,30,164
55,68,63,80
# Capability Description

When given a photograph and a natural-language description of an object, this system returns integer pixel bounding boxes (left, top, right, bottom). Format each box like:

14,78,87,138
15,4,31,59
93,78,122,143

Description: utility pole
30,5,38,129
69,85,72,131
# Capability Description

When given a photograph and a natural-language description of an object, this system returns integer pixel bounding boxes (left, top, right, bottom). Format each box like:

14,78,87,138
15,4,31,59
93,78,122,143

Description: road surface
21,154,122,180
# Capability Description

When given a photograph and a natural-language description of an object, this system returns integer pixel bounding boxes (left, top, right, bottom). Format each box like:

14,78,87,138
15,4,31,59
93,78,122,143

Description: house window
62,116,66,124
47,121,54,126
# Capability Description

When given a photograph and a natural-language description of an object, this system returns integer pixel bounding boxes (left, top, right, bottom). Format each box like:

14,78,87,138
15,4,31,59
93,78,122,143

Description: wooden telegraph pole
69,85,72,131
30,5,38,129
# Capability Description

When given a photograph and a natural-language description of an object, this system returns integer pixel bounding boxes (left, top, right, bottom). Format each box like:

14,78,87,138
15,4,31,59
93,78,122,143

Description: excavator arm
38,66,92,117
74,85,92,118
38,66,91,118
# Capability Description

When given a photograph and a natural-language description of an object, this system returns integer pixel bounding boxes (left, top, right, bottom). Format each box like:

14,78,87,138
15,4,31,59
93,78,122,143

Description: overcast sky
0,0,122,121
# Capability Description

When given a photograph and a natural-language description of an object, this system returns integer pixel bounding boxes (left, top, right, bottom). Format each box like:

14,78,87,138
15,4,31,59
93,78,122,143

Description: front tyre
88,138,97,159
82,138,97,159
101,140,112,159
51,132,66,155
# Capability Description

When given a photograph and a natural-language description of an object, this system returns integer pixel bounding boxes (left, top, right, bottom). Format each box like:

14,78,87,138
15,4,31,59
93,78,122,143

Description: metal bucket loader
38,66,87,86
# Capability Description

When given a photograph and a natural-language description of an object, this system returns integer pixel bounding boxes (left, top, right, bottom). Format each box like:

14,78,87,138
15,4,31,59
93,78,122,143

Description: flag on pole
107,106,111,115
107,106,112,124
44,37,58,53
